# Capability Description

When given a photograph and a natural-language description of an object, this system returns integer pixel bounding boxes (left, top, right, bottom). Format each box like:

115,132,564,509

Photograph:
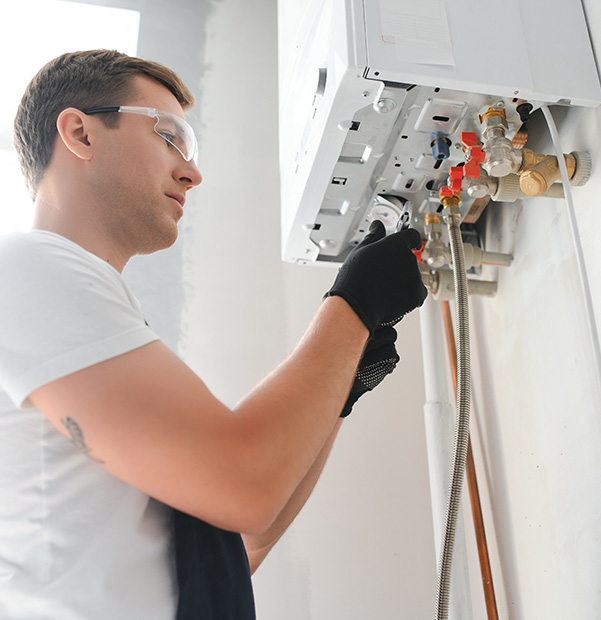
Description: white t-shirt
0,231,177,619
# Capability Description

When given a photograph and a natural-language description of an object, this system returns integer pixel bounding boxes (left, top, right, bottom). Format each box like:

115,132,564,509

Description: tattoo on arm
61,417,105,464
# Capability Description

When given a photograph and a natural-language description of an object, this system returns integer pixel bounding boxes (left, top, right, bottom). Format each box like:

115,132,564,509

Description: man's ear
55,108,94,161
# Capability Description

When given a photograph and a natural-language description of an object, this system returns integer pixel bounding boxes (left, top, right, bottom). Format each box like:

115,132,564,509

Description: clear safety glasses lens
150,110,198,163
82,105,199,163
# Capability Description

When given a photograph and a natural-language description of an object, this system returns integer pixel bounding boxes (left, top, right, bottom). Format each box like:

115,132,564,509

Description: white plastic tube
541,105,601,393
420,297,473,620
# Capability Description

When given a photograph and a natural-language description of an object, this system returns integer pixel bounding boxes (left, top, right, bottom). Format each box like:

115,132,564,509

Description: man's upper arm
0,234,269,533
30,340,263,533
2,237,365,537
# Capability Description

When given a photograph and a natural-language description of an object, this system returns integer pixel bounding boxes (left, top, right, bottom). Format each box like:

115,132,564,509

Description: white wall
468,55,601,620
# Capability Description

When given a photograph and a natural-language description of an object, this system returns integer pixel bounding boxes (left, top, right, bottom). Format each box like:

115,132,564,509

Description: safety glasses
81,105,198,163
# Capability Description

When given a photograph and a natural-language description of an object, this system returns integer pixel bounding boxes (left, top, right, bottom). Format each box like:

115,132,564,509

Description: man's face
89,75,202,256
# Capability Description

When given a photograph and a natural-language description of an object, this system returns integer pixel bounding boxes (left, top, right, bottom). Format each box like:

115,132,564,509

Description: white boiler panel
278,0,601,265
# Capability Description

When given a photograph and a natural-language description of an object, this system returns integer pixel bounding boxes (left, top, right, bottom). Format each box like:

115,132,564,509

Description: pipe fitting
425,213,441,227
570,151,593,186
463,243,513,268
425,213,442,237
516,149,591,196
519,151,577,196
440,194,461,209
422,236,451,269
418,262,437,293
422,240,513,270
479,106,506,124
464,172,498,199
441,200,461,223
520,148,548,170
420,265,498,299
490,174,568,202
481,113,509,141
520,164,557,196
480,111,523,178
484,140,523,177
425,225,443,237
423,213,450,269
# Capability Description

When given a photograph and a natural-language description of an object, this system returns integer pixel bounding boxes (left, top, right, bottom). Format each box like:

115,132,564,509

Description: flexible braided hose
434,213,471,620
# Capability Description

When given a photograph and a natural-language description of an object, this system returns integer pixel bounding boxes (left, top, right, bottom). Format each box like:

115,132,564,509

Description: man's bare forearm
242,419,343,574
230,296,367,531
31,297,368,535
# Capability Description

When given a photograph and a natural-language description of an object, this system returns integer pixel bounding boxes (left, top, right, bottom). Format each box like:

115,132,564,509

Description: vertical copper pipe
440,300,499,620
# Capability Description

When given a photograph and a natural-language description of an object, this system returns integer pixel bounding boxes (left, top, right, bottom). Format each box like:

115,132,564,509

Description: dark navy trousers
173,510,256,620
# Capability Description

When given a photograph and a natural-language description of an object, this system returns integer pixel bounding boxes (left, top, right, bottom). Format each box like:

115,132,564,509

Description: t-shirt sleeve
0,233,160,409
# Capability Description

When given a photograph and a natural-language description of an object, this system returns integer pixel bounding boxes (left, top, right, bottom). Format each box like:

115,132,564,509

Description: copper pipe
440,300,499,620
512,124,528,150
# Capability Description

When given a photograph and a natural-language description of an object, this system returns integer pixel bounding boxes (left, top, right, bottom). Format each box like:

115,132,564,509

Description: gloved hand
324,220,428,334
340,326,399,417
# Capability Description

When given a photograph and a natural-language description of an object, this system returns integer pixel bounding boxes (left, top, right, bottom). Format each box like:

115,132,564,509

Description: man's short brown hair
13,49,195,198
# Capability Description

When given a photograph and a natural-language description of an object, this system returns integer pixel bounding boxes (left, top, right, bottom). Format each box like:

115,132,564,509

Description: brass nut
440,194,461,208
520,170,548,196
479,106,507,124
425,213,441,226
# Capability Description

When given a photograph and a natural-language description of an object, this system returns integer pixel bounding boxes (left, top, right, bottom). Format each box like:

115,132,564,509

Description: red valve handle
438,133,486,200
448,166,464,191
460,132,478,148
412,239,425,263
464,146,485,178
439,185,454,198
439,167,463,198
460,132,485,179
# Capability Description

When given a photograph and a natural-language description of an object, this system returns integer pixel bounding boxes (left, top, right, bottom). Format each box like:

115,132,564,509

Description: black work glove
324,220,428,334
340,326,399,417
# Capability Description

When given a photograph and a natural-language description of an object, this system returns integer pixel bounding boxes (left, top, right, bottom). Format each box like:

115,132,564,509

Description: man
0,50,426,619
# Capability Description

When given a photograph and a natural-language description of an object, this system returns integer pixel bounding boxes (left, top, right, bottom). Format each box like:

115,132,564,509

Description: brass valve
440,193,461,209
518,150,579,196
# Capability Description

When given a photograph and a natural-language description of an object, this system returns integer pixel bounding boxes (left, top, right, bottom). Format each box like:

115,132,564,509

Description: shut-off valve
418,102,591,299
479,106,592,197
